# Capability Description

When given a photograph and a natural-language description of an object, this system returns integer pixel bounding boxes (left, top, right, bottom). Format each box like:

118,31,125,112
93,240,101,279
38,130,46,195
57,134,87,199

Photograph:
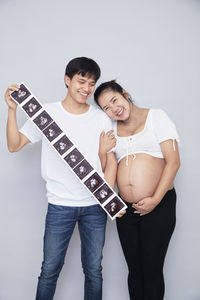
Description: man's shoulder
43,101,60,109
90,104,110,119
43,102,63,116
89,105,113,130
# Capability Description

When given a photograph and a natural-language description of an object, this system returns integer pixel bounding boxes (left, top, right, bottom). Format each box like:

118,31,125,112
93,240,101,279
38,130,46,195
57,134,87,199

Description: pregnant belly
117,154,166,203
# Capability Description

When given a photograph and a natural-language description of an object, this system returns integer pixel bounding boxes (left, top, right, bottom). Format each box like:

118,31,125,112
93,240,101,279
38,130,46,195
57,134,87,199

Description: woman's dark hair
65,57,101,85
94,80,131,106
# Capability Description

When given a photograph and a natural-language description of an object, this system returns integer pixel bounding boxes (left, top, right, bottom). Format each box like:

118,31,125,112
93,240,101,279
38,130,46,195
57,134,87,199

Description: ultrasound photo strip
11,83,127,220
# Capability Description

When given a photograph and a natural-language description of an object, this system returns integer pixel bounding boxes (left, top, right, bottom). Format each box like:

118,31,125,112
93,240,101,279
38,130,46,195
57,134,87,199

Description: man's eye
112,98,117,103
104,107,109,111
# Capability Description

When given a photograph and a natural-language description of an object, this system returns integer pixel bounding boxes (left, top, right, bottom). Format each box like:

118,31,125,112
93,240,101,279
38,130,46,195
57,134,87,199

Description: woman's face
98,90,130,121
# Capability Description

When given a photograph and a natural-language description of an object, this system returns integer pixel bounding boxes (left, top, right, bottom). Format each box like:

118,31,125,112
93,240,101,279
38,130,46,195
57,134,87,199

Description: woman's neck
119,104,141,126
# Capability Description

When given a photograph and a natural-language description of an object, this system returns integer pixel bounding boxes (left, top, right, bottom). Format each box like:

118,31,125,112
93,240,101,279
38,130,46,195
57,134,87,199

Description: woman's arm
151,139,180,202
104,152,117,189
98,130,126,217
104,152,126,218
133,139,180,215
99,130,116,172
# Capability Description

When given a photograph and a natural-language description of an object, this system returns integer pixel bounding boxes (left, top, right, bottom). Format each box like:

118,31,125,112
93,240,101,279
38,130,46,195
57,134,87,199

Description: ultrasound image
94,183,113,204
53,135,73,155
22,97,42,117
33,110,53,130
43,122,63,142
64,148,84,168
11,84,31,104
104,197,125,217
73,159,93,180
84,172,104,193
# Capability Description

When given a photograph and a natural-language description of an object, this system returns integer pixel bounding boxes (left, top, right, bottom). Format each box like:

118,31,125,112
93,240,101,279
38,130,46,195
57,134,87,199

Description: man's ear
65,75,71,87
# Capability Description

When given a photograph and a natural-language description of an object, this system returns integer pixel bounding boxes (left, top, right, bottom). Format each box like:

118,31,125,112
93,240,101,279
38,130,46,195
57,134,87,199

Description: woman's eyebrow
109,96,116,103
102,104,108,110
102,97,116,110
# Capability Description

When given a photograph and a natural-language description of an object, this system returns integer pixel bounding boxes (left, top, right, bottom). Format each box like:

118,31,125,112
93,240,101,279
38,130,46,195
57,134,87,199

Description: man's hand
116,209,126,218
4,84,19,110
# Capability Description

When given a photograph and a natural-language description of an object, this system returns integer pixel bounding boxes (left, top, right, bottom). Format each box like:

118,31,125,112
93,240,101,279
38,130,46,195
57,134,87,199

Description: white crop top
112,109,180,165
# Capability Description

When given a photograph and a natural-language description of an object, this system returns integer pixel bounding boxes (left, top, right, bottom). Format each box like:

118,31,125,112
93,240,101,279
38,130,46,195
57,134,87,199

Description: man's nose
83,83,90,92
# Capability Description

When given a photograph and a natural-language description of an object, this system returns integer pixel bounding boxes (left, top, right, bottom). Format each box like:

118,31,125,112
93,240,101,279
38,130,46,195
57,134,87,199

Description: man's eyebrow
77,77,95,83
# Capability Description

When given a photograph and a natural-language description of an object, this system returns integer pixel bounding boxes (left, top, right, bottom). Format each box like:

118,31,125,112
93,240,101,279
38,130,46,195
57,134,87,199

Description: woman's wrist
99,149,107,156
151,195,162,206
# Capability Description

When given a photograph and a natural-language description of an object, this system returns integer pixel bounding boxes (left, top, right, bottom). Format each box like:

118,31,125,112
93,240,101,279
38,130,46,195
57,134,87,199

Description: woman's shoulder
149,108,171,121
149,108,166,115
148,108,179,134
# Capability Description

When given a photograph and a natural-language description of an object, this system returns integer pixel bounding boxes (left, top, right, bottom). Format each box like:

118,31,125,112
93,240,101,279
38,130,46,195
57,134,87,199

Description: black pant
116,188,176,300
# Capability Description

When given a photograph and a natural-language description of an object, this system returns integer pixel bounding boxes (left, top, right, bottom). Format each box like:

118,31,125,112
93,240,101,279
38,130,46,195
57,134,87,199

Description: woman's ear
122,89,130,101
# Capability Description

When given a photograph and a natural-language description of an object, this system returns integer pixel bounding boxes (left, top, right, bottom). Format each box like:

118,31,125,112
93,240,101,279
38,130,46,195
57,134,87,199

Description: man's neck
61,95,90,114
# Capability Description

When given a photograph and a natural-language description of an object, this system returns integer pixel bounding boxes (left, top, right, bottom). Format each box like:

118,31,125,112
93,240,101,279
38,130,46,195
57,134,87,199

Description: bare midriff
117,153,167,204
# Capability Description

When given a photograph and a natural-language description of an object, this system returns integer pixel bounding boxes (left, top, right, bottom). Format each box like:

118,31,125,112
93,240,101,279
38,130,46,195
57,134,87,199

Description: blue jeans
36,203,107,300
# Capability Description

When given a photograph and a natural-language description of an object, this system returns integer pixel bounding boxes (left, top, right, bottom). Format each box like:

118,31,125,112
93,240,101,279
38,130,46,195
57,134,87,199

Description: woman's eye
112,98,117,103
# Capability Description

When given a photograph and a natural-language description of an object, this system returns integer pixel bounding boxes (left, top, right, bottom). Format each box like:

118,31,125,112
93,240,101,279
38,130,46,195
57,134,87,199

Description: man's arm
5,85,30,152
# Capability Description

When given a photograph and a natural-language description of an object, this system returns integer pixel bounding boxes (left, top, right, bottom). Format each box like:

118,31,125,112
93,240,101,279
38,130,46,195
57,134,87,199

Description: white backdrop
0,0,200,299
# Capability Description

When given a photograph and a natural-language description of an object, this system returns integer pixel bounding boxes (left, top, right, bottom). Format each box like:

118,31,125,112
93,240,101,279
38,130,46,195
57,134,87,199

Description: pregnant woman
94,80,180,300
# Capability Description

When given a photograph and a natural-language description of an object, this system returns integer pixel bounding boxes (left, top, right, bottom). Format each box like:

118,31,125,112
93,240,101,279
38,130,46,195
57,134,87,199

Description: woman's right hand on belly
132,196,159,216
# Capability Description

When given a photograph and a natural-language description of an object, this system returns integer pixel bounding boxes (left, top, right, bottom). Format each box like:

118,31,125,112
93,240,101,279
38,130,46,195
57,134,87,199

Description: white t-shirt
20,102,113,206
113,109,180,163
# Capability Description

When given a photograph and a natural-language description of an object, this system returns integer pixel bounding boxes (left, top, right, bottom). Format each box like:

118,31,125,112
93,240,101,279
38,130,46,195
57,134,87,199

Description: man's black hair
65,57,101,86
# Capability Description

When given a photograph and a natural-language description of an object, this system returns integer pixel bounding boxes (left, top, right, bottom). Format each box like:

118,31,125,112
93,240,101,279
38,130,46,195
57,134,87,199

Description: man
5,57,117,300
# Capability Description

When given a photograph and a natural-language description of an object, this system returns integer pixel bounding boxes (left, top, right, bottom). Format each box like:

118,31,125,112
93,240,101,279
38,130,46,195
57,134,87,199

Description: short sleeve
19,118,42,144
152,109,180,146
102,113,113,132
100,112,115,153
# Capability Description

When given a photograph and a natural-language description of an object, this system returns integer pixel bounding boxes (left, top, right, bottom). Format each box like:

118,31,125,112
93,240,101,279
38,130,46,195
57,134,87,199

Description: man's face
65,74,96,104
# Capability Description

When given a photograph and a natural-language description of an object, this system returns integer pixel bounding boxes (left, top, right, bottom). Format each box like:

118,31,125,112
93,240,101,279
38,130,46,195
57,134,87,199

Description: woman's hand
99,130,116,155
132,197,158,216
4,84,19,110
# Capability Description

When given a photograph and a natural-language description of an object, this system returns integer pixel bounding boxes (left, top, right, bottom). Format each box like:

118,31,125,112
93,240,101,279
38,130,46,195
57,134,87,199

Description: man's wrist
8,106,17,113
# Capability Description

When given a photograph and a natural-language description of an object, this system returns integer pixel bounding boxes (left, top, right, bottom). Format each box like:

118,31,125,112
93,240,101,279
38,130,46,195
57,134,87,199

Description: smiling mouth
79,92,88,97
116,109,123,116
